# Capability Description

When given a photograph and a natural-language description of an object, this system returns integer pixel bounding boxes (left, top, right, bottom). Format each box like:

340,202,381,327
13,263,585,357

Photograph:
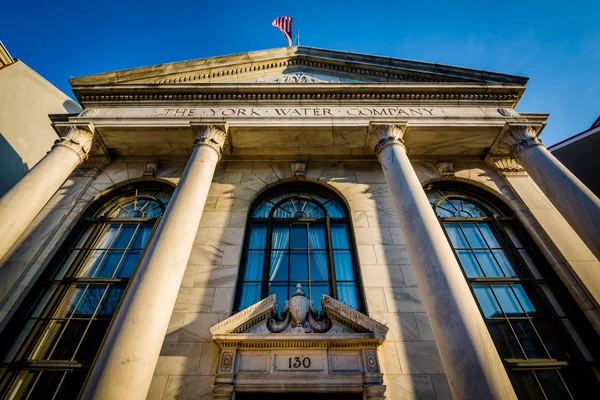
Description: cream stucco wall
0,60,81,196
1,156,598,399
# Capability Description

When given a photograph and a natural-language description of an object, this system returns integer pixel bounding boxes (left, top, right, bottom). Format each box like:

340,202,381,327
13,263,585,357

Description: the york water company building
0,46,599,399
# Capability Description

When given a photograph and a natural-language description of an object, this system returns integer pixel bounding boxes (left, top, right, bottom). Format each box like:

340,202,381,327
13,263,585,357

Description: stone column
81,125,227,400
500,125,600,261
372,125,516,399
0,124,94,262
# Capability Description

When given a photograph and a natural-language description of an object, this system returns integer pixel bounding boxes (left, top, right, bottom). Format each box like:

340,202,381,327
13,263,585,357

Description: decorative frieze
79,91,518,103
499,125,543,157
193,125,228,158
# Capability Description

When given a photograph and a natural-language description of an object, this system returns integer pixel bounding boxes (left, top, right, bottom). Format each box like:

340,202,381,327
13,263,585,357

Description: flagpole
296,30,300,46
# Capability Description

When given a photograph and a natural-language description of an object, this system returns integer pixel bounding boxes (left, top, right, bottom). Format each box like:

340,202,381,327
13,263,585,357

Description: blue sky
2,0,598,145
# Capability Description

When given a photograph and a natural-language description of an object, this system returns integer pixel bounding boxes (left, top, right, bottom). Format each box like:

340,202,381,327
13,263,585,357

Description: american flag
272,16,293,47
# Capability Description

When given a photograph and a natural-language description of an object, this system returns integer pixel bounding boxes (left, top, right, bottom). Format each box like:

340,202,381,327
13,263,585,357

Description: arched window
234,182,364,316
427,182,599,399
0,183,172,399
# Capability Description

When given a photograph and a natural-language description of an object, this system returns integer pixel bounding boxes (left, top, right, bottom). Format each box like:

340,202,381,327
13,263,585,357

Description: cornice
73,83,522,106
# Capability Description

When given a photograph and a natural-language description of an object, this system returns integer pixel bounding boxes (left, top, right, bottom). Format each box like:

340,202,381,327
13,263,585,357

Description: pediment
70,46,528,87
210,292,388,338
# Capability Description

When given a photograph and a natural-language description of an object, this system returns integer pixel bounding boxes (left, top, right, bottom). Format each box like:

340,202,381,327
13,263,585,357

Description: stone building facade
0,47,599,399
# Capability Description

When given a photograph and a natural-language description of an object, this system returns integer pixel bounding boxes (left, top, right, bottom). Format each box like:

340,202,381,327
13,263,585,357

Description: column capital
193,125,228,158
500,125,543,157
368,124,406,155
53,124,95,163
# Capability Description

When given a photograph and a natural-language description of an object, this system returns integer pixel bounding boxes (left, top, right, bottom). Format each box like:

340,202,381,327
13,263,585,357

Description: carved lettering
150,107,447,119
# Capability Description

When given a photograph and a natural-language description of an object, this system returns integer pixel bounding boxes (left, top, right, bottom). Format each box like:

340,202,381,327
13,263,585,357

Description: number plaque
274,353,324,371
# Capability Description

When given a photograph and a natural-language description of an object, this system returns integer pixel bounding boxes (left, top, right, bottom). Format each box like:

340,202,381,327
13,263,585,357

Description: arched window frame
427,182,600,398
233,182,366,316
0,182,173,399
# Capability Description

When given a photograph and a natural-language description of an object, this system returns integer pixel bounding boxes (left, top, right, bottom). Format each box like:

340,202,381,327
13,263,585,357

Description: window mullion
261,219,274,299
325,216,337,299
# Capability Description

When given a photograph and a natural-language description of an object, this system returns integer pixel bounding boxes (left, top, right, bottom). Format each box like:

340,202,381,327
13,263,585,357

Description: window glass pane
324,200,344,218
306,206,325,219
239,283,261,310
488,320,525,359
28,370,64,399
144,202,163,218
115,250,142,278
268,283,288,317
52,250,80,280
74,286,106,317
474,250,504,277
54,369,88,399
334,250,355,281
130,224,154,248
331,224,350,249
536,370,571,400
456,250,484,277
478,224,501,248
532,320,563,359
244,250,265,281
512,371,545,400
54,285,86,319
290,250,308,281
511,320,548,358
309,224,326,249
97,286,125,316
94,250,124,277
248,224,267,249
290,224,307,249
512,284,537,315
519,249,542,279
29,320,66,359
461,223,487,248
273,201,295,218
6,370,39,399
473,285,503,318
492,284,525,317
271,225,290,249
49,319,89,360
310,251,329,281
444,224,469,248
269,251,288,281
78,250,105,277
90,225,120,249
74,319,110,361
435,203,455,218
310,283,329,315
503,224,525,249
253,201,273,218
492,249,517,277
112,225,137,248
337,282,359,310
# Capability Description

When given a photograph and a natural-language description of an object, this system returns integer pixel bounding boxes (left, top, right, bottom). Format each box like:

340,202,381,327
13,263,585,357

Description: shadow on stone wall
0,132,29,197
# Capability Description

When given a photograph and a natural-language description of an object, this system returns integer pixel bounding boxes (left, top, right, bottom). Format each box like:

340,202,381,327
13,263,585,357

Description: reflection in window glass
0,186,171,399
237,186,363,317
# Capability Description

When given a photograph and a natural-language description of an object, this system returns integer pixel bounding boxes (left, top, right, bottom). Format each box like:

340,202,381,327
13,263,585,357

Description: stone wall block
396,342,445,375
155,342,203,375
187,245,224,266
194,265,238,288
370,312,420,342
384,287,426,313
383,374,436,400
373,245,410,265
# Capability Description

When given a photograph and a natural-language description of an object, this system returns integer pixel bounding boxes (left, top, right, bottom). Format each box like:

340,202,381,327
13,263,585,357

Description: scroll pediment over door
210,284,389,399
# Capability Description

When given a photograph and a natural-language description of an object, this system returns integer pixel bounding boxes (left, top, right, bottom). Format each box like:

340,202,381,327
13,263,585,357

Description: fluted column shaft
0,125,94,262
501,126,600,260
81,126,227,400
373,125,516,399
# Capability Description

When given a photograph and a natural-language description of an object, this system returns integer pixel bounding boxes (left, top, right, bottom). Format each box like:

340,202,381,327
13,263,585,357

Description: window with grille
0,184,172,400
234,182,365,317
427,183,600,399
